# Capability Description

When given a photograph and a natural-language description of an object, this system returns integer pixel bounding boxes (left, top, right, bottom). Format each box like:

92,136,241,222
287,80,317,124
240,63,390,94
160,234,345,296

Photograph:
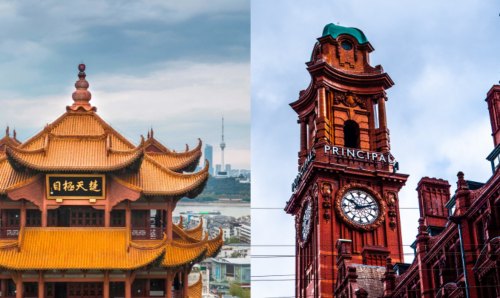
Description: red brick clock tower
285,24,409,298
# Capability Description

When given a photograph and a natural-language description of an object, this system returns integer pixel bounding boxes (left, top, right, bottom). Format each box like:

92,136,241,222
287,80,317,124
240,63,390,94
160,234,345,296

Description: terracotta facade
286,23,500,298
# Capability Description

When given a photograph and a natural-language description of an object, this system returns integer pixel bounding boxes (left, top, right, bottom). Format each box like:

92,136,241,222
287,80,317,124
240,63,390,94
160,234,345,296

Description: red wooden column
165,273,173,298
1,279,6,297
41,201,47,227
104,205,111,228
103,271,110,298
37,271,44,298
15,275,22,298
166,203,172,242
20,200,26,229
125,202,131,230
183,270,189,298
125,274,132,298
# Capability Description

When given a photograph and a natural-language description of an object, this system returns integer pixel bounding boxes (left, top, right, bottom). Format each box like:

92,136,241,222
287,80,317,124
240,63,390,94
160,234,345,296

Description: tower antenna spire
220,116,226,173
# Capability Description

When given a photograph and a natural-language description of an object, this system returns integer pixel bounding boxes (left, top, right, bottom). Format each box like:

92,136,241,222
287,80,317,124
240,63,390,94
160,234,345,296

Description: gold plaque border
46,174,106,200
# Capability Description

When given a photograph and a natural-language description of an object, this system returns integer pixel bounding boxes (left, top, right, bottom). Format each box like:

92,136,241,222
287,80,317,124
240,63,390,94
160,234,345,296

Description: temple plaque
46,174,105,201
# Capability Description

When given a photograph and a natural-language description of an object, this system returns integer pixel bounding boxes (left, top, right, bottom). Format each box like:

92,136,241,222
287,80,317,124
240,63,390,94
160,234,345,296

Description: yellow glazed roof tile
182,219,204,241
0,225,222,271
0,227,164,270
7,137,143,172
114,156,209,196
162,239,208,268
146,139,202,172
0,157,36,194
188,273,203,298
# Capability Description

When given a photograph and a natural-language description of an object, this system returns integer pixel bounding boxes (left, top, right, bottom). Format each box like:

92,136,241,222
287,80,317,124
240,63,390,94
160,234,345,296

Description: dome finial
67,63,96,112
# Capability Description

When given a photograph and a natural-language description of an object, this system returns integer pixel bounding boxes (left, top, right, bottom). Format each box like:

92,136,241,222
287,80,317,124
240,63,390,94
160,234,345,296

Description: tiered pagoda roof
0,224,222,270
0,64,208,199
0,64,221,298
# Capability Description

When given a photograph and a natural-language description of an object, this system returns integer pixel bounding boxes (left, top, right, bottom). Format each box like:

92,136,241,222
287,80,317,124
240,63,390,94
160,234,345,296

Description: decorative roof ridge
206,227,224,257
0,131,21,148
162,240,208,269
185,217,204,234
144,155,208,178
146,138,202,157
108,136,145,155
47,133,107,140
208,227,223,243
171,234,209,249
129,235,168,250
172,224,202,243
144,131,171,153
5,145,144,172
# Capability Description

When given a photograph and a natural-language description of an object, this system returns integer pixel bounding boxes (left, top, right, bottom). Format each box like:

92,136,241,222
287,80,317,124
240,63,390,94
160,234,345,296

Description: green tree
229,283,250,298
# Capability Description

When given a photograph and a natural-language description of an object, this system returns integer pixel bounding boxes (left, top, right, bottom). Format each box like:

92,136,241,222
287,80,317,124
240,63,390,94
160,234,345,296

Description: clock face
301,201,312,242
341,189,379,225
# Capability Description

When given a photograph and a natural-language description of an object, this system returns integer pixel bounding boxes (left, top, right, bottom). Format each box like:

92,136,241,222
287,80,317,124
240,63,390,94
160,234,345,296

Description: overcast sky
0,0,250,169
252,1,499,297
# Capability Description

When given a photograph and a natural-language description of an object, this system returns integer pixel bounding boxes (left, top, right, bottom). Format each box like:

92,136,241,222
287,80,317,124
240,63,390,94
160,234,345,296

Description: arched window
343,120,360,148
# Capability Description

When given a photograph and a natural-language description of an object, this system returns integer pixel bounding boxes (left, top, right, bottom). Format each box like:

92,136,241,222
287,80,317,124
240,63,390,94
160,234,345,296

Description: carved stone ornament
386,192,398,230
334,183,386,231
334,92,366,109
320,182,332,221
321,182,332,201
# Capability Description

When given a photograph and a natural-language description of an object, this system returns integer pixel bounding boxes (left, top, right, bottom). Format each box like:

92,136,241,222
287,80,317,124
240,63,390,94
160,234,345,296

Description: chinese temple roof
0,225,223,270
113,156,208,197
0,227,164,270
322,23,369,44
0,127,21,157
0,64,207,198
187,273,203,298
147,140,202,173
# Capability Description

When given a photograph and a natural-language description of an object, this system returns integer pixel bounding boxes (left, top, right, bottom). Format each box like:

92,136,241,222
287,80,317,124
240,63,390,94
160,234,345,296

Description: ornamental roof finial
457,171,468,190
67,63,96,112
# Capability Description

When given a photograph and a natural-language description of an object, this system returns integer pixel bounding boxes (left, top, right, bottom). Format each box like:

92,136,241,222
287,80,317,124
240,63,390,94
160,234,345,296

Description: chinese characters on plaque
46,174,105,200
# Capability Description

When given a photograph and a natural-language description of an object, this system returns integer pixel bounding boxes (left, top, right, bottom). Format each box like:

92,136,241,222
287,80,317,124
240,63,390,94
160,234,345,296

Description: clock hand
354,203,375,209
345,198,360,207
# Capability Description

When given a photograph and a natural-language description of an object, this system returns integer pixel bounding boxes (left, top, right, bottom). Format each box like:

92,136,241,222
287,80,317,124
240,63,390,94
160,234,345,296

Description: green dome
322,23,368,45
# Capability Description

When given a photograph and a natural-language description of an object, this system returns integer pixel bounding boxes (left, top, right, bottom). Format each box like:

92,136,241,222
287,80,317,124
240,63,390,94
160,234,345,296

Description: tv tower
220,116,226,173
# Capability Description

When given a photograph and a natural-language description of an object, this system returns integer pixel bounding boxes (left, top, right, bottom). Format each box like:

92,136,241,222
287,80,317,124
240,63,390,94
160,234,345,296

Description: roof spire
67,63,96,112
5,126,9,137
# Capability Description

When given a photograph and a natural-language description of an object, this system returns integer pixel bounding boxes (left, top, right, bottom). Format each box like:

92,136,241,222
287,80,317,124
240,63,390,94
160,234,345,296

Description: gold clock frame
334,183,386,231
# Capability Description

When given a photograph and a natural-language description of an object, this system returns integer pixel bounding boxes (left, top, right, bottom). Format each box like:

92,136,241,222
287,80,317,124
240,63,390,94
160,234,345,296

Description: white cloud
0,61,250,168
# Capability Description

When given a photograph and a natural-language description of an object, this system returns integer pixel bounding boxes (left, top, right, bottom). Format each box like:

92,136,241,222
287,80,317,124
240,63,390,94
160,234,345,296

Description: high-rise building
204,144,214,176
219,116,226,176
